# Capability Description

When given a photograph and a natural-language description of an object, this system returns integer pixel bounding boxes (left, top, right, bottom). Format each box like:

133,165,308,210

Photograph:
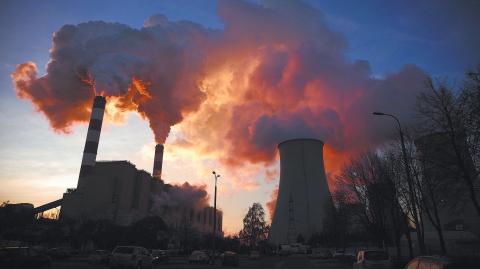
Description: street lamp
212,171,220,262
372,111,423,254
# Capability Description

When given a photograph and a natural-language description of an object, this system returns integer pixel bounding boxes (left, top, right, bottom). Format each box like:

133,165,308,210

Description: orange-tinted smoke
11,1,428,191
11,20,209,143
11,61,94,132
211,1,427,190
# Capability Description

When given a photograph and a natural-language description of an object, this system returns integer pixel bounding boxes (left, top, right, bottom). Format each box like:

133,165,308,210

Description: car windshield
364,251,389,261
114,247,134,254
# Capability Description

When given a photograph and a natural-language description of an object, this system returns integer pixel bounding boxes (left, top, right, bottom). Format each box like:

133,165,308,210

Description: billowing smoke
11,17,212,143
12,0,428,188
150,182,209,216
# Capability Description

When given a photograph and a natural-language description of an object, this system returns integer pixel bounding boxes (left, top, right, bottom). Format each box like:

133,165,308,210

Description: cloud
11,20,212,143
12,0,428,189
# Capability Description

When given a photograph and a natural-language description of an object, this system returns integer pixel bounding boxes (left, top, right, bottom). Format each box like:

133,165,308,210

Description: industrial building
61,160,157,225
269,138,334,245
58,96,222,235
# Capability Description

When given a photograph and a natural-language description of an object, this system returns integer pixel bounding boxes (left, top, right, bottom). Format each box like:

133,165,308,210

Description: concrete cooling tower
269,138,333,245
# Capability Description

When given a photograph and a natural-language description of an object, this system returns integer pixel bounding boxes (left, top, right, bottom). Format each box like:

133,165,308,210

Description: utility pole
212,171,220,264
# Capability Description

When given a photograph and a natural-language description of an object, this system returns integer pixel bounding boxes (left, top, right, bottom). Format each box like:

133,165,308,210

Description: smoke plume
11,18,212,143
150,182,209,212
12,0,428,187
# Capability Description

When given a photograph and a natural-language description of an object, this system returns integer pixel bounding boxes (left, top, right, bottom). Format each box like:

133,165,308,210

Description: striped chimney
77,96,106,190
152,144,164,179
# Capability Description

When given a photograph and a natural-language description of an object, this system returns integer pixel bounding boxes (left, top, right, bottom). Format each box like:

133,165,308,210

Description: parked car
88,250,110,265
47,247,70,259
309,248,332,259
188,250,209,264
353,250,393,269
109,246,152,269
333,249,345,259
0,246,52,269
151,249,170,263
222,251,239,266
403,256,480,269
249,250,260,260
278,244,292,256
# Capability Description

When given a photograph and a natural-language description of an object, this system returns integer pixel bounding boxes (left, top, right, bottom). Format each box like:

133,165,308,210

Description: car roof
417,255,449,260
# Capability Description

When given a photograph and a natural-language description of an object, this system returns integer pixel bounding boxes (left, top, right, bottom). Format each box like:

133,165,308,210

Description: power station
269,138,333,245
51,96,223,234
33,97,334,242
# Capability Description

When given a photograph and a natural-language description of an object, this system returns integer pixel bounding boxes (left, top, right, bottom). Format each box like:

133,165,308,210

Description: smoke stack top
153,144,164,179
77,95,106,190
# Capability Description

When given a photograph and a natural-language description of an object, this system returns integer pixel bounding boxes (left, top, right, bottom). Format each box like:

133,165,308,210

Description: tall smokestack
76,96,106,191
153,144,164,179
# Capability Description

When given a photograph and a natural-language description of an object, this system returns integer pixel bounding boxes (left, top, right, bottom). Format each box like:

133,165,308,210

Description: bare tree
416,77,480,216
336,151,406,249
459,67,480,173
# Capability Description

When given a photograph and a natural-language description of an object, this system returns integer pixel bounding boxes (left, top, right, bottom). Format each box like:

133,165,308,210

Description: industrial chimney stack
153,144,164,179
76,96,106,191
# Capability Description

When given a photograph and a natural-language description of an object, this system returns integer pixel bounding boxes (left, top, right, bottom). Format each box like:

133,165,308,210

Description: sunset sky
1,0,479,234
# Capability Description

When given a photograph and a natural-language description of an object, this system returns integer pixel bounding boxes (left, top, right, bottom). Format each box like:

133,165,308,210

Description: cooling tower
269,138,333,245
76,96,106,191
153,144,164,179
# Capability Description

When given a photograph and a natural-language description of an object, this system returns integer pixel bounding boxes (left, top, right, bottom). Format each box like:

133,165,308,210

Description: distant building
61,161,154,225
161,205,223,235
60,160,222,235
414,132,480,255
0,203,35,227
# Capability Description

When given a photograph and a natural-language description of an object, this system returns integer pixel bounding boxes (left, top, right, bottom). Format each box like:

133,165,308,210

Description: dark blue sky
1,0,479,88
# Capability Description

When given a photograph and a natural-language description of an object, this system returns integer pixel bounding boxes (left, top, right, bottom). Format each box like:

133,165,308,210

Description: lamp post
372,111,424,254
212,171,220,263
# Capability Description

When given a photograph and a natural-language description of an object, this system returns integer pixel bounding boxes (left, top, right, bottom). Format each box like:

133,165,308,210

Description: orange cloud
11,0,427,192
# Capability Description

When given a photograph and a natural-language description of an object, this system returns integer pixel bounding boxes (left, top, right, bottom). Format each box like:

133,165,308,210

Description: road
53,255,352,269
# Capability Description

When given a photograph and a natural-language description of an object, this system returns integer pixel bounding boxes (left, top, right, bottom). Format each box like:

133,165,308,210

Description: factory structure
59,96,222,235
269,138,333,245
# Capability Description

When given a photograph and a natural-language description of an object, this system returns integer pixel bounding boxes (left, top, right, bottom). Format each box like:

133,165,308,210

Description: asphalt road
52,255,352,269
